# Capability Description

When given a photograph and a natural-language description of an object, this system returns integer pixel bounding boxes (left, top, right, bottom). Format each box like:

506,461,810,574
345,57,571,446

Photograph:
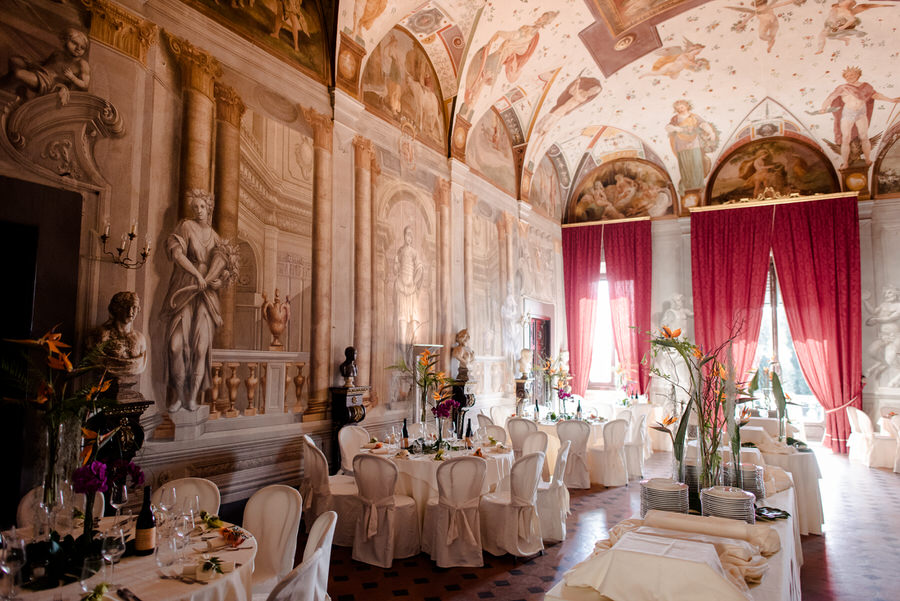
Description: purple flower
431,398,459,419
73,461,108,494
108,459,145,487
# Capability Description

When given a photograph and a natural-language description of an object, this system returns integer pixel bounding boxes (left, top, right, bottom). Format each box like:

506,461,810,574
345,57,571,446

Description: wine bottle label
135,527,157,551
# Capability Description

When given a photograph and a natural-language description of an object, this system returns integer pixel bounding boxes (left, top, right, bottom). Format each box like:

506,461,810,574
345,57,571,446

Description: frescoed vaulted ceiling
337,0,900,217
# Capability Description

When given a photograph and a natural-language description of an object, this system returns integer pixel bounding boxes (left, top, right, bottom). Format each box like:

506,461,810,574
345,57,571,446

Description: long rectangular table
544,487,801,601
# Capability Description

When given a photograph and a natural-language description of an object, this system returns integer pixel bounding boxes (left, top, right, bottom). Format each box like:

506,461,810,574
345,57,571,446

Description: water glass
173,515,193,558
101,529,126,585
79,557,105,594
159,486,177,513
1,531,28,600
109,483,128,527
183,496,201,526
155,536,181,579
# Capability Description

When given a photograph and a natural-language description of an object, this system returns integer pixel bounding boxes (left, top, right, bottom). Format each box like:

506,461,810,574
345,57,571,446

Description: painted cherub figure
5,28,90,105
640,39,709,79
814,0,890,55
728,0,798,53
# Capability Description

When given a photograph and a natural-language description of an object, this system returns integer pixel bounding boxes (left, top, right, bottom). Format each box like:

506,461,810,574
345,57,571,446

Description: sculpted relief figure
261,289,291,348
2,28,90,106
864,286,900,386
394,226,424,347
163,189,230,412
87,291,147,401
662,293,694,336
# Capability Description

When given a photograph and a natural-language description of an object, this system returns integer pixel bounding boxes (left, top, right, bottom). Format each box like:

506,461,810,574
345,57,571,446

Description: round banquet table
535,420,607,476
19,519,257,601
355,446,514,525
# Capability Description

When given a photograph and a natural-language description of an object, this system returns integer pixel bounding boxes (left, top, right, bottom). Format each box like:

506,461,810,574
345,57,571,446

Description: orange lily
35,381,53,404
87,376,112,401
692,346,702,359
661,326,680,339
661,414,678,427
40,330,72,355
48,351,73,372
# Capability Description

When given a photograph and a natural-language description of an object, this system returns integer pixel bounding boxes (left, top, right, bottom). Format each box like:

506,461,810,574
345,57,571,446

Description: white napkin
643,510,780,556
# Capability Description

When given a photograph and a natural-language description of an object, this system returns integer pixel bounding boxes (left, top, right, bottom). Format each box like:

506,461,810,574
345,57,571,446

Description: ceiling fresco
335,0,900,214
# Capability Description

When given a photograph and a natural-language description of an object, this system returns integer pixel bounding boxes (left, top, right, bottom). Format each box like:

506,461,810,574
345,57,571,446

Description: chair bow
299,479,314,510
569,448,590,482
439,497,481,545
554,482,571,516
511,494,540,541
362,494,395,540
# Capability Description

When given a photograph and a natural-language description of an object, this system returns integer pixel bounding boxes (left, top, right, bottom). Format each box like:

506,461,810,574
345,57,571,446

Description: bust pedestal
330,385,370,474
515,378,533,417
451,379,477,436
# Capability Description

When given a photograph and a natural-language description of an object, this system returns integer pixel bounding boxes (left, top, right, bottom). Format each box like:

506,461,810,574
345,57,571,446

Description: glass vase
671,452,685,484
436,417,444,449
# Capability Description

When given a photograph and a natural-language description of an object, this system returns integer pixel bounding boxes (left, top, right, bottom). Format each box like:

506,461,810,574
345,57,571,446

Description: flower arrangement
650,325,751,489
389,349,453,422
72,458,144,540
747,365,793,440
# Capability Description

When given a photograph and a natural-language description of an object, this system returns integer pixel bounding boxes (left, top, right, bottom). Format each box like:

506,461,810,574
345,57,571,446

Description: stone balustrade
209,349,308,417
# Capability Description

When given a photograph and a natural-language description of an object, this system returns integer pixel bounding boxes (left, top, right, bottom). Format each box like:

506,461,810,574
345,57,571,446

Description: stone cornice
164,31,222,98
300,107,333,152
214,82,246,127
82,0,158,65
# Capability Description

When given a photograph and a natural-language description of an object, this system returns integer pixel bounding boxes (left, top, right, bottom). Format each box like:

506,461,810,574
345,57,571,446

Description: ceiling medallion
614,34,635,51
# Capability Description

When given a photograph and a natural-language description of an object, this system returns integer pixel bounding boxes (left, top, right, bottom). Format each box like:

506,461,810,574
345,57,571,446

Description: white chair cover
616,408,633,425
300,436,359,546
264,511,337,601
479,451,544,557
557,420,591,489
537,440,571,543
523,430,550,481
854,408,895,468
483,424,508,444
846,406,865,464
244,485,302,596
882,417,899,438
16,488,104,529
421,456,487,567
151,477,221,514
351,454,419,568
630,403,655,459
477,413,495,430
624,415,647,480
892,415,900,474
508,417,537,458
589,419,628,487
338,425,369,475
490,406,513,427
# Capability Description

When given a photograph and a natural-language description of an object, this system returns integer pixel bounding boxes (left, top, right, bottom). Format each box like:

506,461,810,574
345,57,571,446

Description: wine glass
173,514,193,559
109,483,128,527
101,528,126,586
79,557,105,595
1,531,27,600
155,536,181,579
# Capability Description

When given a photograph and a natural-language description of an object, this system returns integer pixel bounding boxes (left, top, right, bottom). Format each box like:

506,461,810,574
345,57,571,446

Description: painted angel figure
728,0,799,53
640,39,709,79
814,0,891,55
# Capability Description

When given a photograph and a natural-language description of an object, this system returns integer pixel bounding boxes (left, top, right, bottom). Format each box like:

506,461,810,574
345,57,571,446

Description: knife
117,587,145,601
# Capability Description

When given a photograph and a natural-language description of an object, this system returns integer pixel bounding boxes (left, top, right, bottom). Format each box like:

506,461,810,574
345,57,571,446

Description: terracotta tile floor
296,445,900,601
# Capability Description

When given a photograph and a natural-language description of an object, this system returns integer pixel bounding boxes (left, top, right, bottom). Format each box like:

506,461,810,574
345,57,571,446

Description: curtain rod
688,191,859,213
561,215,652,229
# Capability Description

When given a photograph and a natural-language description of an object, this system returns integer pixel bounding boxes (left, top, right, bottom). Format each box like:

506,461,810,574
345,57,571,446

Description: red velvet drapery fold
562,224,604,396
691,206,773,382
771,197,862,454
604,220,653,395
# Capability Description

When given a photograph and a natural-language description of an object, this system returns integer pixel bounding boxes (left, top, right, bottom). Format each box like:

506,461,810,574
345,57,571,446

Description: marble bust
451,328,475,380
339,346,358,386
518,348,533,378
87,291,147,401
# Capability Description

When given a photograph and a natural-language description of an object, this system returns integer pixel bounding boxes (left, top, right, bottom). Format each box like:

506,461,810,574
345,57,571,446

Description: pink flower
73,461,108,494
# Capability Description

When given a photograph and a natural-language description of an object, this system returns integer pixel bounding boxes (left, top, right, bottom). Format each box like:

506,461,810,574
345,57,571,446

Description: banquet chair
490,406,513,428
479,451,545,558
624,415,647,480
522,430,550,481
892,416,900,474
16,488,104,529
508,417,537,458
421,456,487,567
243,485,302,597
262,511,337,601
537,440,571,543
589,419,629,487
300,435,359,545
351,454,420,568
151,477,220,515
881,417,899,439
616,408,633,425
338,424,370,476
851,407,895,468
556,420,591,489
477,413,495,430
630,403,655,459
483,424,508,444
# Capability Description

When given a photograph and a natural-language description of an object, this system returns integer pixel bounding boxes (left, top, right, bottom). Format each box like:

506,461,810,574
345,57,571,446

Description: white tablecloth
746,418,798,439
544,487,801,601
20,526,256,601
356,448,513,525
761,451,823,536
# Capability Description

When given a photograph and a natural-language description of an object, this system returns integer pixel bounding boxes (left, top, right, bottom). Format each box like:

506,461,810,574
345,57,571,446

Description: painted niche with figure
706,137,839,205
566,158,677,224
361,27,446,152
467,108,517,197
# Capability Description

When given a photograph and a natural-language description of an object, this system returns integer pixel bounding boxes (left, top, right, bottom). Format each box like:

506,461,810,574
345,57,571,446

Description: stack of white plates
723,462,766,502
640,478,689,517
700,486,756,523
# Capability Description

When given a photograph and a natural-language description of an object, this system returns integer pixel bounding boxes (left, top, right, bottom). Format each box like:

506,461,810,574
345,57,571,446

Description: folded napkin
371,446,392,455
763,465,793,493
643,510,780,556
362,442,381,450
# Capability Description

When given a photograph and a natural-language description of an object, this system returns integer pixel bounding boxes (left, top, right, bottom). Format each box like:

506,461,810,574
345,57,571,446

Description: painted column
501,210,518,297
302,108,334,422
463,191,477,328
352,136,375,387
165,33,222,218
434,177,453,372
213,82,245,348
496,216,508,299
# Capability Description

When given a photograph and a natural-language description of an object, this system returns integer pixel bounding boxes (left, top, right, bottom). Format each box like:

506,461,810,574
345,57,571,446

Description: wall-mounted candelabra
99,222,151,269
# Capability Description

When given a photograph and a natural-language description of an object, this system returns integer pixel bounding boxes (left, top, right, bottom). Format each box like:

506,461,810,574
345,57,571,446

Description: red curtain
691,206,773,382
605,220,653,394
771,197,862,453
562,224,604,396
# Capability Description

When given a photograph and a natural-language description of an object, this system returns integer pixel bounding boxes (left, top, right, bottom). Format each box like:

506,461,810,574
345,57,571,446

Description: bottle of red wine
134,485,157,556
401,418,409,449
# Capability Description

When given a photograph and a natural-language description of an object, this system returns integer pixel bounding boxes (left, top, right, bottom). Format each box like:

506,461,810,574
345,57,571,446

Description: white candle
103,222,110,237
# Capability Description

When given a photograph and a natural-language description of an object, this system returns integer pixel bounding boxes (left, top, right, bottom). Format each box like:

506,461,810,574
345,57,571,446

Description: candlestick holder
99,222,151,269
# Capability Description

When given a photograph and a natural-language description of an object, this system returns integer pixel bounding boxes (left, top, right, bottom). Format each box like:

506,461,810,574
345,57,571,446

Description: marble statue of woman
163,189,228,412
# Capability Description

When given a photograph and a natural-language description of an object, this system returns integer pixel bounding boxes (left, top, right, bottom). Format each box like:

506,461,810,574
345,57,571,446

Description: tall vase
420,385,429,423
42,422,64,511
82,491,96,543
436,416,444,449
778,416,786,442
671,451,686,484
